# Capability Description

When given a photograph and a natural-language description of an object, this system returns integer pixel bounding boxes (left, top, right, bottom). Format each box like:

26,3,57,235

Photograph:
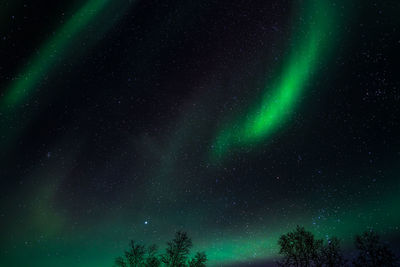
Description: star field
0,0,399,266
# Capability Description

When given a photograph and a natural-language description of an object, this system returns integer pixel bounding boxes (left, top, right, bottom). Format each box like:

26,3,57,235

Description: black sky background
0,0,400,266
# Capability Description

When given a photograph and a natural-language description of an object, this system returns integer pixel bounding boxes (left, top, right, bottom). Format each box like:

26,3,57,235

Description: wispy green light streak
211,0,337,160
1,0,109,108
0,0,133,157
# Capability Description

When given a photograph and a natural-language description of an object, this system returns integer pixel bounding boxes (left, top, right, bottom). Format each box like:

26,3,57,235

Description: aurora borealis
2,0,110,108
212,0,337,160
1,0,399,266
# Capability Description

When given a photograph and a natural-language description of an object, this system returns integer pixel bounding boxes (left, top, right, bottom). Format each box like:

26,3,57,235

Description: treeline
277,226,398,266
114,227,398,267
114,231,206,267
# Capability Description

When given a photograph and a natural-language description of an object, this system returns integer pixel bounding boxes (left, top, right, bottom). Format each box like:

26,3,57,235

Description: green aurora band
2,1,399,267
1,0,109,108
0,0,132,155
211,0,339,160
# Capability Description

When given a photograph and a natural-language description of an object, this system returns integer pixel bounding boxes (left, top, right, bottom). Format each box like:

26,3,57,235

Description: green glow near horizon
206,191,400,266
211,0,337,160
2,186,398,267
2,1,399,267
0,0,109,109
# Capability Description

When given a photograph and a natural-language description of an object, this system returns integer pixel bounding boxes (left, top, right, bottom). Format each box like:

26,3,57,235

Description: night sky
1,0,400,266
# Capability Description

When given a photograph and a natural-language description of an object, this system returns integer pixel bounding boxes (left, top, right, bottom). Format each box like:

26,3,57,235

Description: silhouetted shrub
114,231,206,267
162,231,193,267
277,226,400,267
145,245,161,267
188,252,207,267
277,225,324,266
277,226,347,267
353,230,398,267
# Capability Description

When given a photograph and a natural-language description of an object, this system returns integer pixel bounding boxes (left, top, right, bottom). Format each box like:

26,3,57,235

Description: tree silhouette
277,225,323,267
114,256,127,267
353,230,398,267
189,252,207,267
277,226,348,267
114,231,207,267
115,241,159,267
125,241,146,267
145,244,161,267
162,231,193,267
